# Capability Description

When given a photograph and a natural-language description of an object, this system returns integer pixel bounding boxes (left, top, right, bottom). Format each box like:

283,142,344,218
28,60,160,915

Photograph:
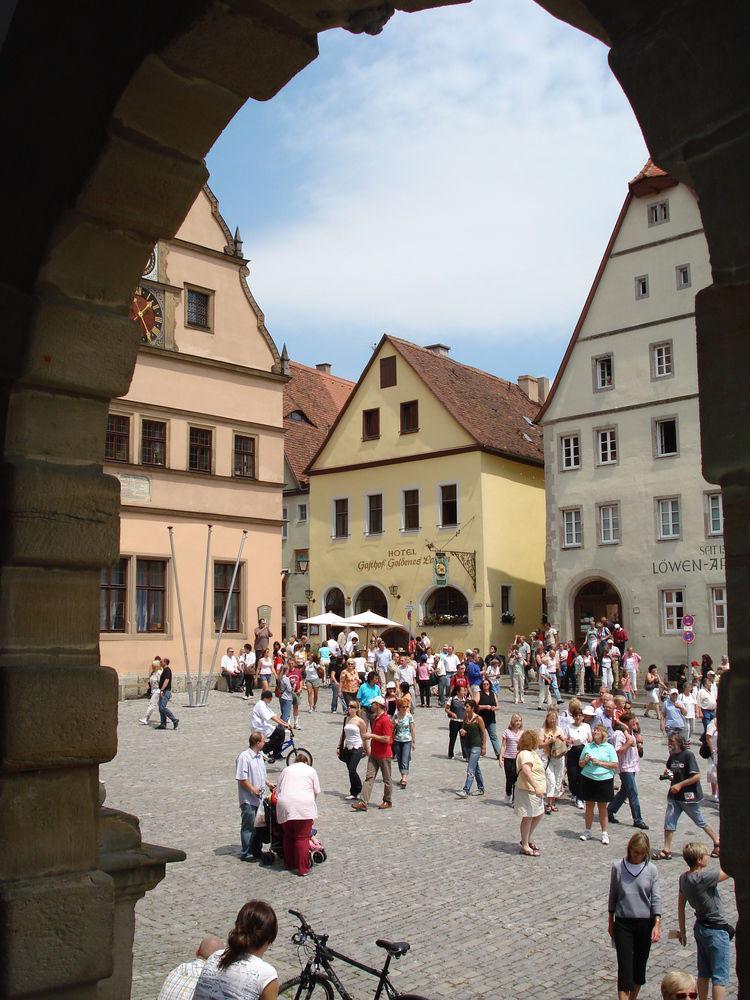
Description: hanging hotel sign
433,551,449,587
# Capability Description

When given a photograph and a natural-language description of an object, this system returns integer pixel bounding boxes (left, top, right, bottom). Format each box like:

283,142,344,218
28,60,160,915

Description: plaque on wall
116,474,151,501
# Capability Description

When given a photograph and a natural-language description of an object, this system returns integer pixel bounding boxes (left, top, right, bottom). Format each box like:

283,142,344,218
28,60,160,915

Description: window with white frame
707,492,724,536
676,264,691,289
657,497,681,539
594,355,614,390
635,275,650,300
560,434,580,471
655,417,678,457
597,428,618,465
402,489,420,531
281,505,288,540
367,493,383,535
651,341,673,379
297,503,307,522
648,200,669,226
333,498,349,538
599,503,620,544
561,508,582,548
439,484,458,527
711,587,727,632
661,589,684,632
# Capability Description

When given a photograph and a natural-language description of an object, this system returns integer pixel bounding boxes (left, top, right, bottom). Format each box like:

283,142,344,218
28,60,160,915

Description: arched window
354,586,388,617
423,587,469,626
324,587,345,617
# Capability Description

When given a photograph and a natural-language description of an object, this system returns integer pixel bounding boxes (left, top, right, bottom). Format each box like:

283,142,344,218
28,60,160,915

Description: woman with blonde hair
660,970,697,1000
579,723,619,844
538,708,566,814
514,729,546,857
139,658,162,726
608,831,662,1000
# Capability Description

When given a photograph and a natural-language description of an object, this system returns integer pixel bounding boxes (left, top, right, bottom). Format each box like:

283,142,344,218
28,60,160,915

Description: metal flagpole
202,529,248,705
167,526,194,706
194,523,213,706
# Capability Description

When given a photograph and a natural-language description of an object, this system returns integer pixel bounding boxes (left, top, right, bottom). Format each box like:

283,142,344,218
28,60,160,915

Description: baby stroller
258,790,328,867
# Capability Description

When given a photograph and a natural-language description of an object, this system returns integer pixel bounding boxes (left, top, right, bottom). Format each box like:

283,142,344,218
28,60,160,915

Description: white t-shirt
304,663,319,683
698,687,717,711
442,652,460,675
240,651,256,672
221,654,240,674
250,700,277,738
677,692,697,720
327,638,340,655
353,655,367,677
398,664,415,686
194,951,277,1000
566,722,592,747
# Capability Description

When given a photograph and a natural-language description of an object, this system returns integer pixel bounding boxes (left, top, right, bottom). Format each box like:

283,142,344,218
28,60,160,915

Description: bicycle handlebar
288,908,311,931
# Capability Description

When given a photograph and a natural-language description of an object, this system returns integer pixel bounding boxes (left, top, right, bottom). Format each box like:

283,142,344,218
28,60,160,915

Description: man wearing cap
663,687,687,740
352,696,393,811
612,622,628,658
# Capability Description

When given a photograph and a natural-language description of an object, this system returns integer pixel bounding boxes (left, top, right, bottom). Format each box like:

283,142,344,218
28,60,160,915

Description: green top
464,717,483,749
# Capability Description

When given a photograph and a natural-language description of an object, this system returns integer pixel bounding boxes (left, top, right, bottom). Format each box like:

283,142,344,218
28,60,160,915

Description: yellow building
307,336,547,651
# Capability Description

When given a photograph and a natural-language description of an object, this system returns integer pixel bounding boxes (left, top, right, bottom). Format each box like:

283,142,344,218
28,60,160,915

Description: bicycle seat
376,939,410,958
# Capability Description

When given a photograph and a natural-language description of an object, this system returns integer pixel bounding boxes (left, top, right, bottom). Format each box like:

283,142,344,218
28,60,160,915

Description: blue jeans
486,722,500,757
550,675,562,703
330,680,346,713
702,709,716,735
609,771,644,823
694,922,731,986
240,801,261,859
394,740,412,775
280,698,292,723
159,690,177,726
463,746,484,793
438,676,450,705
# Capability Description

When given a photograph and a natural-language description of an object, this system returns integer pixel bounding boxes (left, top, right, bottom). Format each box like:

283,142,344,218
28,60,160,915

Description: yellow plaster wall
174,187,228,253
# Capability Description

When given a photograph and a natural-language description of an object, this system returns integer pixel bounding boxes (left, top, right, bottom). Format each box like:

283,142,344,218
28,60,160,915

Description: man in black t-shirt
652,733,718,859
156,659,179,730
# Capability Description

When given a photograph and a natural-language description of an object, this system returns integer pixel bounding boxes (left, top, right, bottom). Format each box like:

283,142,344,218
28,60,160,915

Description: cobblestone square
102,689,737,1000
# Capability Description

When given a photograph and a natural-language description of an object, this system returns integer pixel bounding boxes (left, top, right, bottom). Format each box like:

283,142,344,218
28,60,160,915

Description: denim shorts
694,923,731,985
664,798,707,831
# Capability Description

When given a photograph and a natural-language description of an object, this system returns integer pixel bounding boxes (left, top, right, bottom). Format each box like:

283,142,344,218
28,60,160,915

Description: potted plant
501,612,516,625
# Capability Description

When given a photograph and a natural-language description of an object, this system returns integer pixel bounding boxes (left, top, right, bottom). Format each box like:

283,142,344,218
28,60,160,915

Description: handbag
550,738,568,759
698,735,711,759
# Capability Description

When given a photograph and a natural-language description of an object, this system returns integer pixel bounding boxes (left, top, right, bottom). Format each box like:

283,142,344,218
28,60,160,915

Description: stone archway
354,584,388,617
2,1,750,995
573,579,622,649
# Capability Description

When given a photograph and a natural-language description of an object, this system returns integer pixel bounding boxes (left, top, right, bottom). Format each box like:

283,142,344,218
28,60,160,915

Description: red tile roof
628,158,678,198
388,337,544,465
284,361,354,487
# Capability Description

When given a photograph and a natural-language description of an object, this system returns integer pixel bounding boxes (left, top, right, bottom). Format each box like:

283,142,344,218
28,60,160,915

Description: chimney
280,343,290,377
425,343,450,357
316,363,332,375
517,375,550,404
537,377,550,403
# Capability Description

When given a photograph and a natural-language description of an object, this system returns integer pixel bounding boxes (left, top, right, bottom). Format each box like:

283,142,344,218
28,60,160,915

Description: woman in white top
276,752,320,876
304,657,322,712
697,672,717,736
256,649,276,693
538,709,566,813
565,701,593,809
337,700,367,800
623,646,642,695
139,659,162,726
194,900,279,1000
677,682,698,741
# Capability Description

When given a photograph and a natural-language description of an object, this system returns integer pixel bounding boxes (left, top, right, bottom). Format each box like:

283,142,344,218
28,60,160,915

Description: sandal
529,843,540,852
519,846,536,857
551,804,558,812
652,850,672,860
544,805,552,815
710,845,720,858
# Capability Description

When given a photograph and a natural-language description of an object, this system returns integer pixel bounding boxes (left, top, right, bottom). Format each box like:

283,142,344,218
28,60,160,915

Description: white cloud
237,0,647,348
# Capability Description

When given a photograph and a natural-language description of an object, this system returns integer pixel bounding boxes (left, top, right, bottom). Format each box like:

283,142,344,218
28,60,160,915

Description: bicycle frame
293,938,399,1000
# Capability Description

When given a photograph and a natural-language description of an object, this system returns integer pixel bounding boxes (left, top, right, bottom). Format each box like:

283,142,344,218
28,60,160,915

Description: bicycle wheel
396,994,433,999
285,745,314,766
278,974,334,999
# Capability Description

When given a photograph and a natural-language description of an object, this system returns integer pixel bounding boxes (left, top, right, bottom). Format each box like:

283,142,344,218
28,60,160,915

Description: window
711,587,727,632
186,288,210,328
561,508,582,548
424,586,469,625
281,505,288,540
105,414,129,463
676,264,691,289
297,503,307,522
501,585,512,615
635,275,650,300
560,433,580,470
440,484,458,526
294,548,309,573
648,200,669,226
661,589,684,632
294,604,309,634
400,400,419,434
380,356,397,388
599,503,620,544
233,435,255,478
99,558,128,632
136,559,166,633
362,408,380,440
597,428,618,465
655,417,678,457
594,355,613,391
403,489,420,531
141,419,166,466
214,561,241,632
707,493,723,536
651,341,673,379
657,497,681,539
188,427,212,473
367,493,383,535
334,498,349,538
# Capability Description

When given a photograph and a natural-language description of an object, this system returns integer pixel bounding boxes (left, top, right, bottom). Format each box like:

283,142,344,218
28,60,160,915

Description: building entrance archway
573,580,622,649
380,627,410,651
354,585,388,618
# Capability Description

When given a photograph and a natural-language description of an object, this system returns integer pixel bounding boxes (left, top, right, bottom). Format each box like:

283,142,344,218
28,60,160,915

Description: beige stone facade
100,187,285,694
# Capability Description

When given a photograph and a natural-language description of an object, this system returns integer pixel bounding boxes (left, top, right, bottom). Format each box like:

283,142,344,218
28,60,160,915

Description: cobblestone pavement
102,687,737,1000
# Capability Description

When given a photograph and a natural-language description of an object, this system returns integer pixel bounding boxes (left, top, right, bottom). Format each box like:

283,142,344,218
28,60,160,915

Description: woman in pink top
275,752,320,876
499,713,523,803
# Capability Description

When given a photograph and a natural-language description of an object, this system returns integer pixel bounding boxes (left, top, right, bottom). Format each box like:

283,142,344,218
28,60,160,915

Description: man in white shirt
435,647,449,705
373,639,392,689
158,935,224,1000
344,629,359,655
420,631,432,652
250,690,291,762
235,731,271,860
397,657,417,706
238,644,256,700
221,647,242,692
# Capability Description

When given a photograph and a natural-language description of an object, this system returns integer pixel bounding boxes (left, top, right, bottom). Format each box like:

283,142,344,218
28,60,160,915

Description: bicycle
265,731,314,767
278,909,431,1000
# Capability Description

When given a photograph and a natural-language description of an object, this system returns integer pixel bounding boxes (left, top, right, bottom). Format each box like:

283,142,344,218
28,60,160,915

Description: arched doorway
573,580,622,648
422,586,470,626
324,587,346,639
380,627,409,651
354,585,388,617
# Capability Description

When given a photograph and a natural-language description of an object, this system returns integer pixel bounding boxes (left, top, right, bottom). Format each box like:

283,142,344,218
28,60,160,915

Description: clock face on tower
130,286,163,345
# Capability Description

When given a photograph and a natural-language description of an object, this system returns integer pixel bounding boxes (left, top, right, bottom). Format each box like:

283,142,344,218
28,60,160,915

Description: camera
659,769,674,782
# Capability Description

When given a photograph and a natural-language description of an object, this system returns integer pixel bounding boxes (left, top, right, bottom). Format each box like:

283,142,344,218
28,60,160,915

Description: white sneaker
580,829,591,841
576,799,584,809
505,794,512,804
601,832,610,845
294,721,302,730
455,789,468,799
344,794,356,800
139,719,148,725
308,708,313,714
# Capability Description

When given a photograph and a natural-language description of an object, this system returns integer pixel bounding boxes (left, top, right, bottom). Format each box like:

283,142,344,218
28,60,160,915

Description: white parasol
297,612,352,626
343,611,403,628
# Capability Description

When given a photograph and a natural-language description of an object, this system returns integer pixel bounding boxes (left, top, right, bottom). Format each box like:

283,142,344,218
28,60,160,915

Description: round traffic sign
683,630,695,644
683,614,695,628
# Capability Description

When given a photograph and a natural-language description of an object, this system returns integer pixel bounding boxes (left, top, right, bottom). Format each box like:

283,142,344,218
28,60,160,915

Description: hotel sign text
651,543,725,575
356,548,433,573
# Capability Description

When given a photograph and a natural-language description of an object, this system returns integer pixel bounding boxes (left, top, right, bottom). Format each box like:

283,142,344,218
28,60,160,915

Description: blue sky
206,0,648,384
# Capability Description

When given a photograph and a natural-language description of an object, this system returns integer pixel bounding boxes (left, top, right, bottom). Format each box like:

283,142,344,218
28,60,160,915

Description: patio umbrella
343,611,402,628
297,612,352,626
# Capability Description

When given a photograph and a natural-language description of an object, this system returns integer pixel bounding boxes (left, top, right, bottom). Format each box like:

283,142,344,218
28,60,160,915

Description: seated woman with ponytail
194,899,279,999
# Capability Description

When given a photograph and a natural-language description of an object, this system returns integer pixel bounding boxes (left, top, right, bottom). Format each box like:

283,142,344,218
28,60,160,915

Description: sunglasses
673,993,698,999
